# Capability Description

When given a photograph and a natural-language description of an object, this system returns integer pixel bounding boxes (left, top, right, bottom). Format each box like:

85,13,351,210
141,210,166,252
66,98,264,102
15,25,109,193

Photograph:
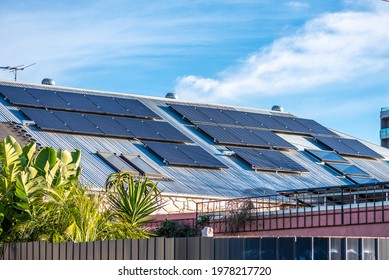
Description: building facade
381,107,389,148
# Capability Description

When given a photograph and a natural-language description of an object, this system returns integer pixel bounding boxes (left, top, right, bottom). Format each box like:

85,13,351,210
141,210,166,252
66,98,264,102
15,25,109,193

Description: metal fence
196,183,389,234
2,237,389,260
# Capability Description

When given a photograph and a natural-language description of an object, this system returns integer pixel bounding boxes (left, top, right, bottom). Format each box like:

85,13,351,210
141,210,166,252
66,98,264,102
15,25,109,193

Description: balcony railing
380,128,389,139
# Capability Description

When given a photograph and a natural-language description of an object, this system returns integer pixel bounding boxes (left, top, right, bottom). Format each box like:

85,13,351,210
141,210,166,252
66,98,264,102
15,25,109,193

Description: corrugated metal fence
2,237,389,260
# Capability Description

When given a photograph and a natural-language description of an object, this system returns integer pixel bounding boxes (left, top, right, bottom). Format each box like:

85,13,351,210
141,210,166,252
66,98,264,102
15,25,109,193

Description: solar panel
326,163,370,177
169,104,213,123
143,141,227,169
340,138,384,159
83,114,131,137
58,91,103,113
347,176,378,185
26,88,72,110
305,149,349,163
197,124,296,149
120,154,164,179
250,129,296,149
248,113,292,132
53,111,103,135
228,146,308,173
115,117,163,141
85,95,130,116
146,121,193,143
295,118,336,136
116,98,161,119
97,152,140,176
197,124,242,144
316,136,383,158
272,116,312,134
223,110,259,127
20,107,71,132
0,85,40,107
195,107,237,125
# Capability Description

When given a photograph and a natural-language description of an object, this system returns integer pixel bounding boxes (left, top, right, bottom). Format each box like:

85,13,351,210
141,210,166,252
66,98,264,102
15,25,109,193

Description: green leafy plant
106,172,163,238
196,214,212,228
155,220,197,238
0,135,82,242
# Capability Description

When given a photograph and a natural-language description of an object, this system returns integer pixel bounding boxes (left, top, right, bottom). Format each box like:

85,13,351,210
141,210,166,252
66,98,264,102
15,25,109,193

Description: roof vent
165,92,178,99
42,78,55,86
271,105,284,112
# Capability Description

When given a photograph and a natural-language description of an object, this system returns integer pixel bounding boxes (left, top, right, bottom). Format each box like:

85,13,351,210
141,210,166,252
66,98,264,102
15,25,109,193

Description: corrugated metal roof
1,79,389,199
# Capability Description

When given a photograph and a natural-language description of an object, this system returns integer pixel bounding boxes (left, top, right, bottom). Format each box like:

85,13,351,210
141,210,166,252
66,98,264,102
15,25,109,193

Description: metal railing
196,183,389,234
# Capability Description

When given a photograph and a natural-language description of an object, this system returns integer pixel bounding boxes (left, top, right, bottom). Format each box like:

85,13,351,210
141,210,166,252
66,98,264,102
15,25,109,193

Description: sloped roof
1,79,389,199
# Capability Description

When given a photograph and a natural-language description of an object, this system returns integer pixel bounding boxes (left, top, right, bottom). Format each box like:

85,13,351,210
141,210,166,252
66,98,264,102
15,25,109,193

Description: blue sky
1,0,389,145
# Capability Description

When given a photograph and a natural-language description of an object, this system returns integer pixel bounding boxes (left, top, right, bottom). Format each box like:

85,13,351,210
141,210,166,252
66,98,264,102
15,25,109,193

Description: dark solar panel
250,129,296,149
85,95,130,116
115,117,163,141
26,88,72,110
146,121,193,143
0,85,40,107
295,118,336,136
58,91,103,113
197,124,296,149
53,111,103,135
305,149,349,163
326,163,370,177
143,141,227,169
121,154,164,178
20,107,71,132
116,98,161,119
97,152,140,176
83,114,131,137
272,116,312,134
248,113,292,131
228,146,308,173
316,136,383,158
183,146,227,169
340,138,384,159
315,136,360,156
197,124,242,144
224,110,259,127
169,104,213,123
196,107,237,125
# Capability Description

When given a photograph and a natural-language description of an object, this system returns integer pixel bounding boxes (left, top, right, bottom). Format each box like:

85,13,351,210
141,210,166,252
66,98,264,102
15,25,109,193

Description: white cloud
175,4,389,104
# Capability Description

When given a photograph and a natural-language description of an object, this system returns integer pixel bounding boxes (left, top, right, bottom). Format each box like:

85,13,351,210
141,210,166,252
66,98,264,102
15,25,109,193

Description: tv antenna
0,63,36,81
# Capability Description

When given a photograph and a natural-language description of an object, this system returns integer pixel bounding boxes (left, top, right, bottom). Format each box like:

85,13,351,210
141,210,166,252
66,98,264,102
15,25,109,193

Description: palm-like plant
106,172,162,236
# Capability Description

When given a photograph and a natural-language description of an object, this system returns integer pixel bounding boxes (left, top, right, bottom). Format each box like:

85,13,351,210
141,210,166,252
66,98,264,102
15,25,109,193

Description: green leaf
34,147,57,174
22,142,36,166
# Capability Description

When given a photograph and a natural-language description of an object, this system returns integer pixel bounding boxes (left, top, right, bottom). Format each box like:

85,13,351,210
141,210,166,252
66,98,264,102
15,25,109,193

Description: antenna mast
0,63,36,81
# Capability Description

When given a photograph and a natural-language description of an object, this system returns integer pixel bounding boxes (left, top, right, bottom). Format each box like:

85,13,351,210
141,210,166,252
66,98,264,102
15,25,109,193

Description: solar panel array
0,85,231,170
169,103,336,136
227,146,308,173
315,136,383,159
305,149,378,184
197,124,296,149
0,84,160,119
143,141,227,169
20,107,192,143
